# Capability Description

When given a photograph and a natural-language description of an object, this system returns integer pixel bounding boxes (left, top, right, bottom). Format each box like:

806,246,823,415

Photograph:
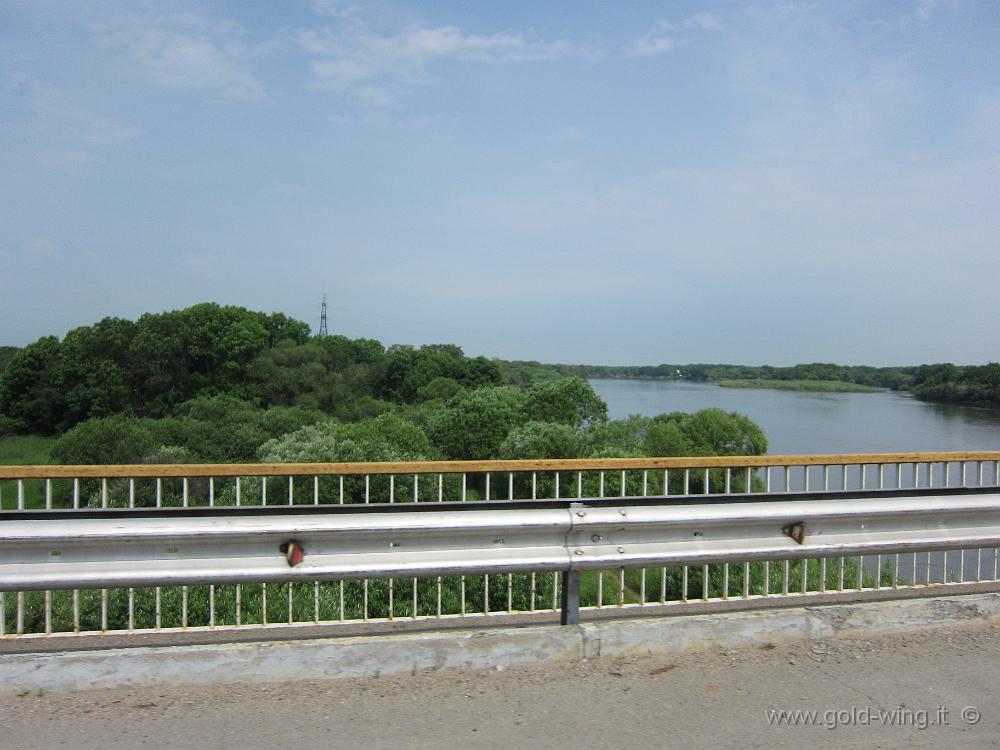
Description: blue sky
1,0,998,366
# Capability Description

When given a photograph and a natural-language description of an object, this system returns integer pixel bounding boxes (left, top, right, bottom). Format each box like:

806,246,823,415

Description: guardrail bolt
617,546,625,554
576,511,586,518
591,534,602,542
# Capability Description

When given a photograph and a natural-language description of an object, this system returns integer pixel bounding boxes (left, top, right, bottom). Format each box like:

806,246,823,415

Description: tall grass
0,435,56,511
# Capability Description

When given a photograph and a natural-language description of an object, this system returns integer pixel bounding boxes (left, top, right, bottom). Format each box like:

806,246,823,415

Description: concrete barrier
4,592,1000,693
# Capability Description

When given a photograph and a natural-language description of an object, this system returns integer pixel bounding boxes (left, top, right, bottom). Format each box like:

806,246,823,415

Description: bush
52,414,158,464
500,422,581,459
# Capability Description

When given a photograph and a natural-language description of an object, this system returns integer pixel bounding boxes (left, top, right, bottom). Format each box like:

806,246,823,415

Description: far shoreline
586,376,886,394
718,379,885,394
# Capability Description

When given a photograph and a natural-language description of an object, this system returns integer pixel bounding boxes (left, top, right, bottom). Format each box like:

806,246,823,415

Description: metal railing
1,451,999,639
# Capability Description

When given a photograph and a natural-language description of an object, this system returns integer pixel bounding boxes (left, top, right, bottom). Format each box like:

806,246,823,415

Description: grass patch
0,435,56,465
0,435,57,511
718,379,883,393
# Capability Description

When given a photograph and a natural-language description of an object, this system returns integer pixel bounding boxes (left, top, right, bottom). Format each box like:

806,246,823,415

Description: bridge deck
2,615,997,749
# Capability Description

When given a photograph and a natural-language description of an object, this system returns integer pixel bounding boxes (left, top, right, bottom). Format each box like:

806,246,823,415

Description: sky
1,0,998,367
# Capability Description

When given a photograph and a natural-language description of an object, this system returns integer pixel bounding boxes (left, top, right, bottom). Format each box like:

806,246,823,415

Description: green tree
523,377,608,429
0,337,65,434
651,409,767,456
0,346,19,374
427,386,528,460
499,421,581,459
259,312,311,346
55,317,136,427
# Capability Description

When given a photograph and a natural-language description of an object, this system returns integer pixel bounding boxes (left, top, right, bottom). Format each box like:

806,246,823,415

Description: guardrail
1,452,999,639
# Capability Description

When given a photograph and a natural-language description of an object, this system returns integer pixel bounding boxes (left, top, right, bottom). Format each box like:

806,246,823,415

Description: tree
0,336,64,434
650,409,767,456
427,386,528,460
0,346,19,374
523,377,608,429
500,422,581,459
259,312,311,346
55,317,136,427
582,414,651,457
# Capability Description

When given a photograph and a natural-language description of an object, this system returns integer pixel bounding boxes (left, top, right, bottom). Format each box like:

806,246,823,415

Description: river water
589,379,1000,454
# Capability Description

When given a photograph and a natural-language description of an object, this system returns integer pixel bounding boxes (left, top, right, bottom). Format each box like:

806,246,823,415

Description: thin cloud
302,23,578,103
626,14,721,57
98,14,269,102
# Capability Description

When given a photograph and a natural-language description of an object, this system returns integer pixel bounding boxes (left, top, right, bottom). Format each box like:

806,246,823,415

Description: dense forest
0,303,767,468
502,360,1000,407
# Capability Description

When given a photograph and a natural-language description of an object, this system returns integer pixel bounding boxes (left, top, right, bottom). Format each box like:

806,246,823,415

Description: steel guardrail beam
3,491,1000,592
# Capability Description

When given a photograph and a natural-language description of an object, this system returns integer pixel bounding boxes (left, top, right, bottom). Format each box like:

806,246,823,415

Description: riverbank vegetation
718,379,883,393
0,304,767,474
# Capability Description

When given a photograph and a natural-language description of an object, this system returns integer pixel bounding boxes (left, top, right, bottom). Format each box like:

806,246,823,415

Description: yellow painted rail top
1,452,999,479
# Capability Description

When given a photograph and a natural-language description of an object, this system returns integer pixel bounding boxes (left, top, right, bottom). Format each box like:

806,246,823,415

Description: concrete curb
4,592,1000,693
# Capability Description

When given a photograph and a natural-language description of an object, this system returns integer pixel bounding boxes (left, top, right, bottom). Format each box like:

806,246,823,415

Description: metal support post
560,570,580,625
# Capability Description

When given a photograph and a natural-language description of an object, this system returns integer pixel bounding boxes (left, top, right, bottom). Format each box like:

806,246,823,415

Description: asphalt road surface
3,619,999,749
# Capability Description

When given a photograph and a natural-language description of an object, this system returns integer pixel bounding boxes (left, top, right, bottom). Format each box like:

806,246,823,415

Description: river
588,379,1000,454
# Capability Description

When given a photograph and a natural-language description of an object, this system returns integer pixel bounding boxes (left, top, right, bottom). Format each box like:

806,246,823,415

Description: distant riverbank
718,379,884,393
